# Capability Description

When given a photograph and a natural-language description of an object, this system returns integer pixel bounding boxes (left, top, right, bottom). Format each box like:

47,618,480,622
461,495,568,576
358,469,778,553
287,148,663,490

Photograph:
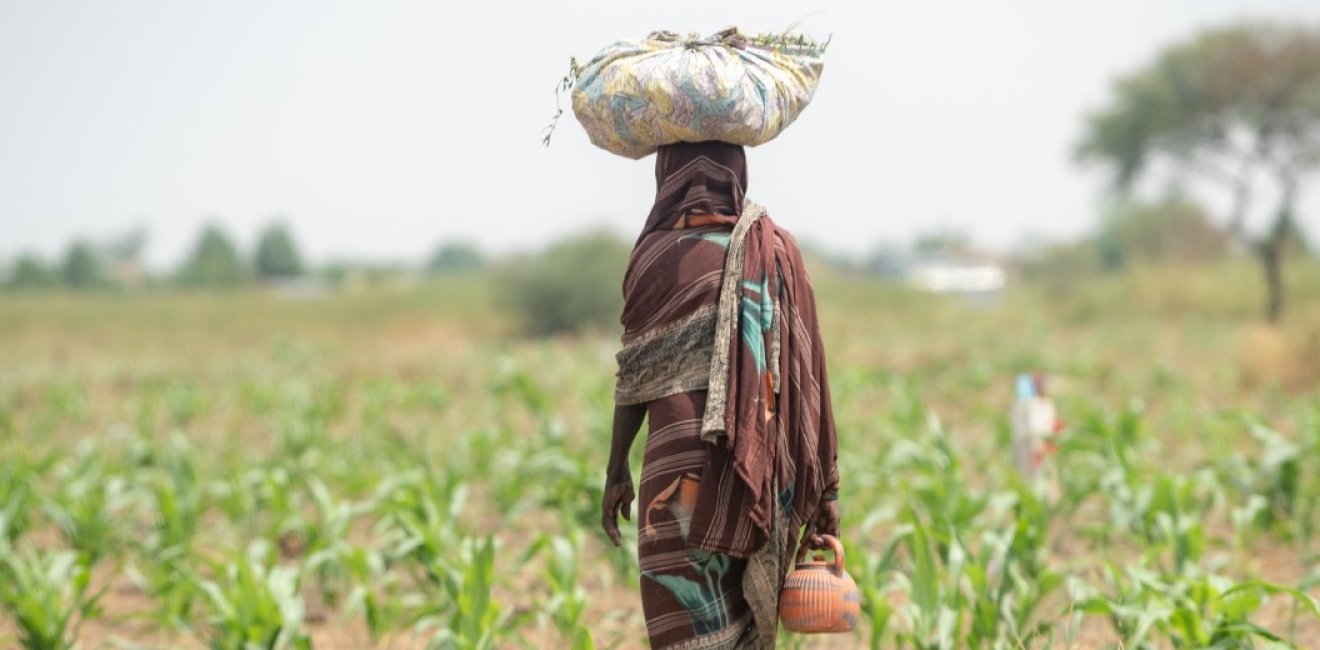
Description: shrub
4,254,59,290
498,230,629,336
427,241,485,275
1097,196,1228,270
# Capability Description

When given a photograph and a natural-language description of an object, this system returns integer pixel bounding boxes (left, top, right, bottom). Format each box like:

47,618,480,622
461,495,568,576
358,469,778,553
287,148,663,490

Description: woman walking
601,141,841,649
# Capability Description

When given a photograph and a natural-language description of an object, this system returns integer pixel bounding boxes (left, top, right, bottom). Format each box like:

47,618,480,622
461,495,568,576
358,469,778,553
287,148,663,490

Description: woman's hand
600,472,635,547
806,500,840,548
602,404,645,547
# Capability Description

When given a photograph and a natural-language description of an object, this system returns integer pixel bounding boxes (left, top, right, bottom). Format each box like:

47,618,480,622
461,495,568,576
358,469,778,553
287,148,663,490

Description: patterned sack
571,28,826,159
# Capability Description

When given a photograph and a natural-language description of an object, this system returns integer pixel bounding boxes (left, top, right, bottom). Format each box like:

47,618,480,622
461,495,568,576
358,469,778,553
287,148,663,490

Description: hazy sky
2,0,1319,268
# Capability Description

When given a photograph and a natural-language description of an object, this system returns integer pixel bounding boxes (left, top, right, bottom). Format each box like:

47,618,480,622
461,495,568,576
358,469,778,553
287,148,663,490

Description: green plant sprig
541,57,581,148
748,30,831,56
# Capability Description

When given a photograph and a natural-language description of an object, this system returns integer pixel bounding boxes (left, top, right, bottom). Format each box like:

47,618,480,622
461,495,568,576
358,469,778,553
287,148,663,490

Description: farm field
2,262,1319,649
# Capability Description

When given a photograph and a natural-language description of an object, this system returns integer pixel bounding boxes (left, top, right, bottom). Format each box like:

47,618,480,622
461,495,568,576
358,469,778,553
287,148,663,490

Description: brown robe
616,142,839,649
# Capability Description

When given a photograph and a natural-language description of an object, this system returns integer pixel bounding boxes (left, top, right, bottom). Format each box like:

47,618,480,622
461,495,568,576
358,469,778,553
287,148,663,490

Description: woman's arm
601,402,646,546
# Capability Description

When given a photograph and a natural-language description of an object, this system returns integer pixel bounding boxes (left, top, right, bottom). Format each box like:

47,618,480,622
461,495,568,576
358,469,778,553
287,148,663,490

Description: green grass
0,260,1318,648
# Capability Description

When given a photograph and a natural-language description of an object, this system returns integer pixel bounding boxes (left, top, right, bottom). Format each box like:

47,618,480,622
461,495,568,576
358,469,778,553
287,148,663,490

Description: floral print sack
572,28,825,159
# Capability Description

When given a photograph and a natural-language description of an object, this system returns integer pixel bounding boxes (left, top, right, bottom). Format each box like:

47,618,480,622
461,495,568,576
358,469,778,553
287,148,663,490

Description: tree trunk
1258,175,1298,324
1259,239,1285,323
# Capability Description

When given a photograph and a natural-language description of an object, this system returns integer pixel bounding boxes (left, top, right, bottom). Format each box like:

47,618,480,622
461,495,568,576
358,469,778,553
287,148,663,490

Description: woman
600,141,841,649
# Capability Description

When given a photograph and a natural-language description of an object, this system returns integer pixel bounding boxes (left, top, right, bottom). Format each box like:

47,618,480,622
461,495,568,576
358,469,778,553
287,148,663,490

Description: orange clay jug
780,535,861,633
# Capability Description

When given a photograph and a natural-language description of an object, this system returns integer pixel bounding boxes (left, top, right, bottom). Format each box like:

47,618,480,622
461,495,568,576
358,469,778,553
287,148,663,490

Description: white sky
2,0,1318,268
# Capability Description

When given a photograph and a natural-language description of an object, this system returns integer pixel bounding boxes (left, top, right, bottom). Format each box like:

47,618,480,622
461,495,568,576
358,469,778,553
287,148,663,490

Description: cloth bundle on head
572,28,826,159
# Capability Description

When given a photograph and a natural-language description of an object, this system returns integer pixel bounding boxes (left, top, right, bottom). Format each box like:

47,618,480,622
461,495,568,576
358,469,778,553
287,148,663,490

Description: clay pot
779,535,861,633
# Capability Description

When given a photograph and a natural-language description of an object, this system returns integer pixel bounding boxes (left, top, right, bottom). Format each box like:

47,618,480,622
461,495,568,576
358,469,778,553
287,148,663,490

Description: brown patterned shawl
616,142,839,558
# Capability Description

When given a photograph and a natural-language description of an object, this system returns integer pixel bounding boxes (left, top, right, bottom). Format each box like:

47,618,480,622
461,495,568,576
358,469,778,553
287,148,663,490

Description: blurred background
3,0,1318,279
2,1,1320,649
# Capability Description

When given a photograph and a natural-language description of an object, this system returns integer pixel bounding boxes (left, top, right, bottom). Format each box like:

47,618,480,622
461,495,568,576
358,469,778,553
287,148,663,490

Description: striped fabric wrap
617,142,839,648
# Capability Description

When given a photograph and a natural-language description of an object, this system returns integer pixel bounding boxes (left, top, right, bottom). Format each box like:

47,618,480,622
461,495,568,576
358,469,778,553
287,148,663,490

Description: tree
427,241,484,274
254,223,304,280
499,231,630,336
178,224,245,288
5,254,57,290
61,241,105,289
1077,22,1320,322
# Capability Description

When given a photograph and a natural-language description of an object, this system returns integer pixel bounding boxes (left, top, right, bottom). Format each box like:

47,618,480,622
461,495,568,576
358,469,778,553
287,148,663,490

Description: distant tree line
5,228,148,291
2,222,309,291
2,220,493,292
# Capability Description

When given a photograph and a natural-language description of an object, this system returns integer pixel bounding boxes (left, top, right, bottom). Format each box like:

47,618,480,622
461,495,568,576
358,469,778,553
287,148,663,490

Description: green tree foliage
1077,22,1320,321
427,241,485,275
61,241,105,290
1097,197,1228,270
254,223,305,280
178,225,245,288
5,254,58,290
499,230,630,336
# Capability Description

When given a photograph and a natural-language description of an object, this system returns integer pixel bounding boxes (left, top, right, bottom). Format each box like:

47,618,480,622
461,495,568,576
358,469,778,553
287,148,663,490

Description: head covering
640,142,748,241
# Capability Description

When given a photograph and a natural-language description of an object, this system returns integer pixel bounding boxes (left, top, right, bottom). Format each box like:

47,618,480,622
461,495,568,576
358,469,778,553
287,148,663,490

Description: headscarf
640,142,748,242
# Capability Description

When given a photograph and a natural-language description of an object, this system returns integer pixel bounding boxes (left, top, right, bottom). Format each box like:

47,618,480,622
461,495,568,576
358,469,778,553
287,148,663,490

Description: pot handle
796,534,846,576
